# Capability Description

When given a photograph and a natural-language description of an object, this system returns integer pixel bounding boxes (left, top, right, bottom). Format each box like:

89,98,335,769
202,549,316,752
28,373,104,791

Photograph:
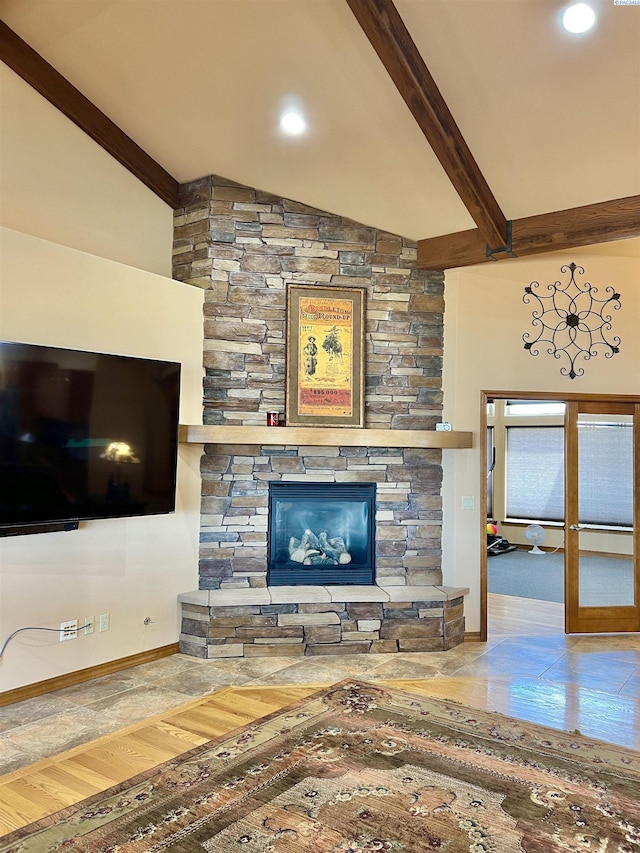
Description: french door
481,391,640,640
565,400,640,633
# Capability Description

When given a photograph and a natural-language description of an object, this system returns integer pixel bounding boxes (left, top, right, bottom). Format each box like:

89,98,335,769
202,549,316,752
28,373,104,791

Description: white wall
0,65,173,277
0,65,205,692
0,228,203,692
441,248,640,632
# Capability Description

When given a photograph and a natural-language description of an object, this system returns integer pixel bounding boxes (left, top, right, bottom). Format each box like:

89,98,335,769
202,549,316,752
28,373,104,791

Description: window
506,427,564,521
578,422,633,527
505,400,565,417
505,423,633,527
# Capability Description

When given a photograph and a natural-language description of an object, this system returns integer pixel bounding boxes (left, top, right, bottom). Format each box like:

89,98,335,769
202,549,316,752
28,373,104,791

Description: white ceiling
1,0,639,250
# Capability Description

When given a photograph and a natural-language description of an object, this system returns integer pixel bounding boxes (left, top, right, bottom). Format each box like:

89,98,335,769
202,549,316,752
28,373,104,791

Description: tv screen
0,341,181,531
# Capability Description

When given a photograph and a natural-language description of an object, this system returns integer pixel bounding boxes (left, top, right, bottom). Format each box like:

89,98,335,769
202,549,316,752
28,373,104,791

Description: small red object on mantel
266,412,280,426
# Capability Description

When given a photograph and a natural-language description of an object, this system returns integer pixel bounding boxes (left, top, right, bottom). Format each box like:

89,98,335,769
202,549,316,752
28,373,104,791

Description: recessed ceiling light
562,3,596,34
280,110,307,136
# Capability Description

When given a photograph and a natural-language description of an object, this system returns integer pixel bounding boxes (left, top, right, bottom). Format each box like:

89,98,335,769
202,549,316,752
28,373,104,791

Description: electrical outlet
99,613,110,632
60,619,78,641
461,495,475,510
84,615,95,635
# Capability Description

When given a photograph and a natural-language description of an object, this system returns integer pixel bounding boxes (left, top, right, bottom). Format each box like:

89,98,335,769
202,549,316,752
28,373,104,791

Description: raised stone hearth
179,584,467,658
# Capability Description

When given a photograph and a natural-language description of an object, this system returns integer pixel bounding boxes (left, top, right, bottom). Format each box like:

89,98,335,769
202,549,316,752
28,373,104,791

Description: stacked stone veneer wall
173,174,465,654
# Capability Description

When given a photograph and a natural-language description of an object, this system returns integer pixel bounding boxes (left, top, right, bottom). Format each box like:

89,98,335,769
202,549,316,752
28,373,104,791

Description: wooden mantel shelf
179,425,473,449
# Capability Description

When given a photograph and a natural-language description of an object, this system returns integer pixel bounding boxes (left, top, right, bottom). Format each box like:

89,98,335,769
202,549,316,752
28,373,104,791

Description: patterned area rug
2,680,639,852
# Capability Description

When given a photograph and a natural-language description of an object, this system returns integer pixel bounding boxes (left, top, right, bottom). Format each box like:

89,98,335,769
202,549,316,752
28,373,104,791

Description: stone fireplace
174,174,469,658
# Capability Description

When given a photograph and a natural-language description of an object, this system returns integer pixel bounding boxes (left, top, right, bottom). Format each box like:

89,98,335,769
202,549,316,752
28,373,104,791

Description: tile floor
1,597,639,776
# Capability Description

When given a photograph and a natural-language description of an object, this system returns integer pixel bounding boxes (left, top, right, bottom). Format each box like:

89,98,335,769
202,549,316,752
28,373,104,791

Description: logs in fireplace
268,482,376,585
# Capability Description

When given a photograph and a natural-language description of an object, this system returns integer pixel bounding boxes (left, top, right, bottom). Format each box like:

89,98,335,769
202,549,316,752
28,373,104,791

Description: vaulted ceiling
1,0,639,269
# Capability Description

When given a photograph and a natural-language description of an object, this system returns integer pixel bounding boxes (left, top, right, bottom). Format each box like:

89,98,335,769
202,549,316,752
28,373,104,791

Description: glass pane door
565,402,640,633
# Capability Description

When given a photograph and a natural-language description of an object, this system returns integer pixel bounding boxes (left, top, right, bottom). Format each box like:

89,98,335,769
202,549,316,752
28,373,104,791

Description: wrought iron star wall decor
522,262,621,379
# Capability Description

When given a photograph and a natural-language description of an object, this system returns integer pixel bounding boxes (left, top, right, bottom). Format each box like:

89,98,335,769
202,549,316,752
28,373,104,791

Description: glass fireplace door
268,482,376,586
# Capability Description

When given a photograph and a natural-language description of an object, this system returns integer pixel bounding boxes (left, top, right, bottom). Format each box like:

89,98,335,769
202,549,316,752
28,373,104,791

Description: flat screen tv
0,341,181,532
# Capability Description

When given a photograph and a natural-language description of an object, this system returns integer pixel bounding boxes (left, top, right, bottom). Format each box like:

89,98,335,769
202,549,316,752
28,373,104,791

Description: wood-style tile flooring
0,593,639,835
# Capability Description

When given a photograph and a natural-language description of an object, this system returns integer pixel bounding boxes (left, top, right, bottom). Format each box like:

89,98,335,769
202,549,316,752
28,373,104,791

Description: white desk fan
525,524,546,554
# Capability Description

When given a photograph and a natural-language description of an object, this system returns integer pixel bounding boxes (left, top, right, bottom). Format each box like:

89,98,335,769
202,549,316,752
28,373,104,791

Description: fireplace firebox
268,482,376,586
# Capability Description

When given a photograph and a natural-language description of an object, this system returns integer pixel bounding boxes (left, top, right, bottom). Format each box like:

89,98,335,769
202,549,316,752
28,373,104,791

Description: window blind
505,424,633,527
578,423,633,527
506,427,565,521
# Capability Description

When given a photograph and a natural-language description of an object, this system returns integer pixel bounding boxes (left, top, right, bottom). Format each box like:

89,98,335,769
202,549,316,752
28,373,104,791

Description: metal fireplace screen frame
268,482,376,586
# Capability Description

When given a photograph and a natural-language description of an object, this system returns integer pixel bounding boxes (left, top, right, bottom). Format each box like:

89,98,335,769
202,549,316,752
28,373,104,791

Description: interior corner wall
0,65,173,277
441,250,640,632
0,227,204,693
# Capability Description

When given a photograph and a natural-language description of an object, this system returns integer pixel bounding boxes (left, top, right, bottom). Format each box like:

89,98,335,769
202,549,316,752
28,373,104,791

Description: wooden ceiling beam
0,21,180,208
345,0,507,250
417,196,640,270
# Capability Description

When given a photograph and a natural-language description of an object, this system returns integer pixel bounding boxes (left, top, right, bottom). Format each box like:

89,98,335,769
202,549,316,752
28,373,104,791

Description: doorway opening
480,391,639,640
